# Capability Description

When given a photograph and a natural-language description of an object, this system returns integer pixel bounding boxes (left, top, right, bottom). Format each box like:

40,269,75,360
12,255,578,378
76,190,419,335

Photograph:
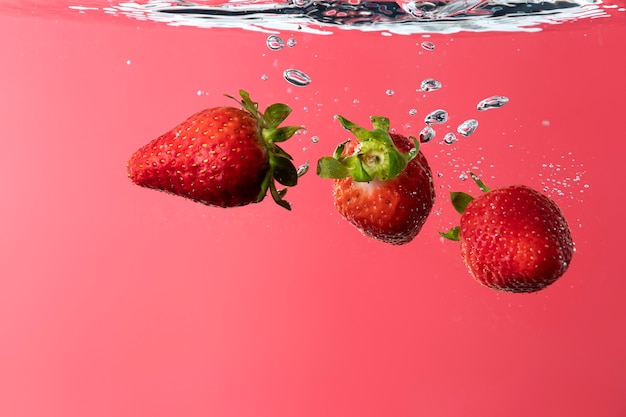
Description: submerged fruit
317,116,435,245
441,174,574,293
127,90,304,210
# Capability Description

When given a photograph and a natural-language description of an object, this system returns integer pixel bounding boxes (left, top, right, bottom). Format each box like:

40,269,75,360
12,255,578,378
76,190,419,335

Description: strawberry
441,174,574,293
127,90,303,210
316,116,435,245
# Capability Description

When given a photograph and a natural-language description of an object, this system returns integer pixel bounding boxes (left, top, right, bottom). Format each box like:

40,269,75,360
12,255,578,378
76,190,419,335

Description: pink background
1,2,625,416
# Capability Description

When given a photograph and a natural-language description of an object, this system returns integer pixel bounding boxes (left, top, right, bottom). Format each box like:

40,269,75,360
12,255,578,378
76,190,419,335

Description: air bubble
386,89,395,96
261,74,269,81
419,78,442,92
477,95,509,111
311,136,320,144
424,109,448,124
287,38,297,47
419,126,436,143
283,69,311,87
409,109,418,116
443,132,457,144
421,41,435,51
297,161,310,176
266,35,284,51
457,119,478,137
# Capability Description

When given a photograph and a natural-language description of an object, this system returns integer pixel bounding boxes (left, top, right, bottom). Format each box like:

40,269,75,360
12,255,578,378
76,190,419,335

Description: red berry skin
127,107,269,208
459,185,574,293
332,133,435,245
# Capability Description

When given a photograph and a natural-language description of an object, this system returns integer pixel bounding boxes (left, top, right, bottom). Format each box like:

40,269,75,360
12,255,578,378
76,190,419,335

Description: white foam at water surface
74,0,613,34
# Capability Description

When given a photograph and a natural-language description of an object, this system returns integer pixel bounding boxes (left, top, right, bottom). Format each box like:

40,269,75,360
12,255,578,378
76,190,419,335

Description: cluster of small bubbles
261,74,269,81
457,119,478,137
311,136,320,144
424,109,448,124
302,147,308,152
443,132,457,145
539,159,589,199
283,69,312,87
477,95,509,111
436,171,444,178
353,98,360,104
386,89,395,96
266,35,284,51
420,41,435,51
409,108,418,116
287,38,297,48
459,172,468,181
419,126,436,143
297,161,310,176
303,106,309,112
419,78,442,92
196,89,209,96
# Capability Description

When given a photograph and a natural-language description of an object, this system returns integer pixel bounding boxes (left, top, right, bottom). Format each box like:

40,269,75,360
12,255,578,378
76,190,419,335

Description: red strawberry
127,90,303,210
317,116,435,245
441,174,574,293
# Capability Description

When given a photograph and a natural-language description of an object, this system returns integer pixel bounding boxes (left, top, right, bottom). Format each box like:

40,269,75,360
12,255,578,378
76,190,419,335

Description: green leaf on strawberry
316,115,418,182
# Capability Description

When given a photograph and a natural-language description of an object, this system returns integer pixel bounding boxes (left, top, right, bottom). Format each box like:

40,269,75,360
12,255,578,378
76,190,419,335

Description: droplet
266,35,284,51
261,74,269,81
457,119,478,137
419,78,442,92
311,136,320,144
419,126,436,143
424,109,448,124
421,41,435,51
409,108,418,116
443,132,457,144
477,95,509,111
287,38,297,48
297,161,310,176
386,89,395,96
283,69,311,87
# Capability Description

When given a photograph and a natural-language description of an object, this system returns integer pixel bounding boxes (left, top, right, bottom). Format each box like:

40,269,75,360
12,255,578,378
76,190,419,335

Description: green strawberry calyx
439,172,491,241
316,115,418,182
226,90,305,211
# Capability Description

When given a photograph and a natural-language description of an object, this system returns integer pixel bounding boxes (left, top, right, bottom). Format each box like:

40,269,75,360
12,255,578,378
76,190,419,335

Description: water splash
98,0,611,35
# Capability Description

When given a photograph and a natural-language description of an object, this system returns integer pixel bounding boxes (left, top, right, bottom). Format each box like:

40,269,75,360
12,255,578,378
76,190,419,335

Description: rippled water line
74,0,619,34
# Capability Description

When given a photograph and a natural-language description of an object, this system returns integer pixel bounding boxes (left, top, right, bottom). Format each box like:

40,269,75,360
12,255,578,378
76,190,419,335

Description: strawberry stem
227,90,304,210
316,115,418,182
